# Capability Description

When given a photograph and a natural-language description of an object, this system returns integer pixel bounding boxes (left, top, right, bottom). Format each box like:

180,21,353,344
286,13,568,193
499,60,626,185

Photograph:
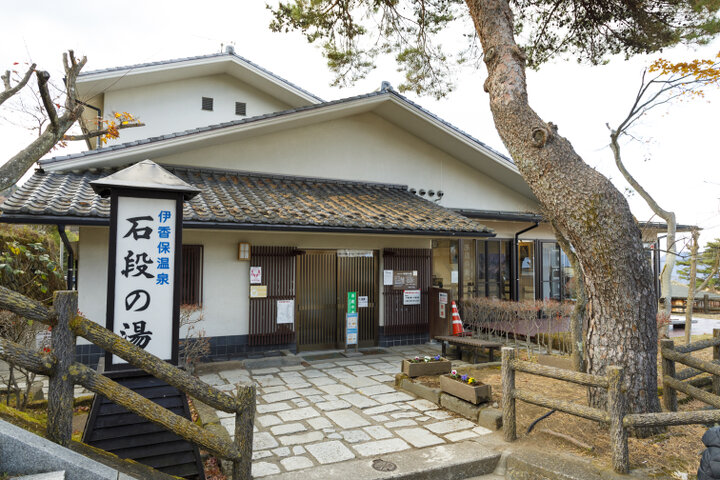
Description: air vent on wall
235,102,247,116
202,97,214,111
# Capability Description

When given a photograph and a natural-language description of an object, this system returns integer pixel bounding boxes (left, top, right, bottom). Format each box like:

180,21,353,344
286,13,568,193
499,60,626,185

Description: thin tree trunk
609,133,676,327
685,228,700,344
465,0,660,419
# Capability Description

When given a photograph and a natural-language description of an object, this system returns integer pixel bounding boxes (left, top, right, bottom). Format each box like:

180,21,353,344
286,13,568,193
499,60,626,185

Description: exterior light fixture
238,242,251,260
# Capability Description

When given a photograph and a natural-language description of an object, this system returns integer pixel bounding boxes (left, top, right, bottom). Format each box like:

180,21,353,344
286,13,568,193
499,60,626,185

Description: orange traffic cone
451,301,464,336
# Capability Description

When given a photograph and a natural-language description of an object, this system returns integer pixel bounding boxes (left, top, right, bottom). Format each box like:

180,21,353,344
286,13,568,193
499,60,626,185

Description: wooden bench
434,335,503,363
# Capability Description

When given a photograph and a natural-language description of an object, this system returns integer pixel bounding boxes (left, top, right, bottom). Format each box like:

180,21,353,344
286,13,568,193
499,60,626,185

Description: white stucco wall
150,112,538,213
78,226,431,340
103,74,291,143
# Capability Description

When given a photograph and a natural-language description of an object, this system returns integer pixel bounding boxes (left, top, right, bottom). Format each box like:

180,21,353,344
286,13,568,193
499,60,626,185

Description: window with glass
432,239,459,300
476,239,511,300
518,241,535,300
539,241,576,301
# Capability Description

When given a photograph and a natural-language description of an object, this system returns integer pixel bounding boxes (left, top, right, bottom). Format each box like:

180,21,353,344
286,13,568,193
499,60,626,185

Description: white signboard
383,269,394,285
250,266,262,284
277,300,295,324
358,296,368,308
439,292,448,304
403,289,421,305
451,270,459,284
250,285,267,298
113,196,176,363
346,313,358,346
337,249,373,257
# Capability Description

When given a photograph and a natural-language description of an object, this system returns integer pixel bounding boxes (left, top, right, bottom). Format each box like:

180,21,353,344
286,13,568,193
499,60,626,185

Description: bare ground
418,339,715,479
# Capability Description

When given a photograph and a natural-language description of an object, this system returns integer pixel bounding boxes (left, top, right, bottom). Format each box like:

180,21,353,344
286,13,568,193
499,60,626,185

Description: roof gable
76,51,322,108
41,89,535,200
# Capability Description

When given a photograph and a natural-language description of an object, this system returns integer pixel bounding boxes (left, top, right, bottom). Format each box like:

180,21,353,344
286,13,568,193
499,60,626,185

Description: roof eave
0,213,494,237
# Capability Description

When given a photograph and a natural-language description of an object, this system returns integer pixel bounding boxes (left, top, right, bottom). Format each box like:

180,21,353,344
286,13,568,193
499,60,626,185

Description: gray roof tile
1,166,492,236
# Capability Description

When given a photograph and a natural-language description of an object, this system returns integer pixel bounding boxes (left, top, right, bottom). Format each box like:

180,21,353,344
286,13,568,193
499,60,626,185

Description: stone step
262,440,501,480
13,471,66,480
504,449,650,480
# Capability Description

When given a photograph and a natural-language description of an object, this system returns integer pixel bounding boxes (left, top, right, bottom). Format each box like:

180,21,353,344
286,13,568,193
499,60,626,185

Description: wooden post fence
501,347,516,442
660,339,678,412
0,287,256,480
607,366,628,474
713,329,720,397
501,346,629,473
46,291,77,446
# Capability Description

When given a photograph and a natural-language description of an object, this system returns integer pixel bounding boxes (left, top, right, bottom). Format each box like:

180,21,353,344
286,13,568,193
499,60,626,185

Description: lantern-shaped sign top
91,160,200,369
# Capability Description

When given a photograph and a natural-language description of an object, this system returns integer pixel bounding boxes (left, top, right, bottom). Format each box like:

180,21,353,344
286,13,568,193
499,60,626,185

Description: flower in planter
424,356,431,362
467,376,477,385
412,356,421,363
434,355,441,361
461,374,468,382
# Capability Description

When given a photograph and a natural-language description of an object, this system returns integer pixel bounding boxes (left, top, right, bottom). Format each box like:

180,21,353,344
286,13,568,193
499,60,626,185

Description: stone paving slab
202,344,504,477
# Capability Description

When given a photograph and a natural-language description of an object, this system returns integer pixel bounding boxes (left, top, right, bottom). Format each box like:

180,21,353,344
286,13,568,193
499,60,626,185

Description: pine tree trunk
466,0,661,417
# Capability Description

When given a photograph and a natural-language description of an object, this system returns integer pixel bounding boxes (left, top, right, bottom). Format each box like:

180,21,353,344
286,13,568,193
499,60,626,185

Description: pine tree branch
695,249,720,293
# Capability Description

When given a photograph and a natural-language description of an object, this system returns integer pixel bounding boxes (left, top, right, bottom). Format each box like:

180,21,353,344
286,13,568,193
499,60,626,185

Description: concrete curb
262,440,501,480
0,419,119,480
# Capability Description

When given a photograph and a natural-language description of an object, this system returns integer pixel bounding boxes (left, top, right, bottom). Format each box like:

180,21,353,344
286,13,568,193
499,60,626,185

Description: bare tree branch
35,71,58,132
62,121,146,141
0,63,36,107
0,51,87,192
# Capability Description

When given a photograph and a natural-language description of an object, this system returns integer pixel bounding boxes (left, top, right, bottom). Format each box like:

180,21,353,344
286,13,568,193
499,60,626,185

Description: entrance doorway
296,250,379,351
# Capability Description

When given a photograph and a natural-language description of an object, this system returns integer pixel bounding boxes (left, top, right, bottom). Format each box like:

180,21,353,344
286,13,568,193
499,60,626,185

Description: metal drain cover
372,458,397,472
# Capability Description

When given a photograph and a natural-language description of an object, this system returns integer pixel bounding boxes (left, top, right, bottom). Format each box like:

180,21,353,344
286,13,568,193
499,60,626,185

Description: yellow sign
250,285,267,298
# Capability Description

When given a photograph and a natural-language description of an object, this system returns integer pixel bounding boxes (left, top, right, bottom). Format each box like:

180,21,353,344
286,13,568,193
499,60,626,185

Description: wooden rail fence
502,340,720,474
0,286,255,480
661,329,720,414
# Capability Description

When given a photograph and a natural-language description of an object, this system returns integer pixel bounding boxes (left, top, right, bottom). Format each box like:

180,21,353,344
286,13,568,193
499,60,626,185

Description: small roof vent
225,45,235,54
202,97,214,111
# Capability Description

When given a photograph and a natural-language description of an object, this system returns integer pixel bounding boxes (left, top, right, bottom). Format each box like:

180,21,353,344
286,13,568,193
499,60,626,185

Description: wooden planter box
440,375,492,404
401,359,451,377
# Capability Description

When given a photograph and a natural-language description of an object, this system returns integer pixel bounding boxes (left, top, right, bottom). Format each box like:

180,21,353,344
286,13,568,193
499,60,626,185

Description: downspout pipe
75,99,102,150
513,222,539,301
57,224,75,290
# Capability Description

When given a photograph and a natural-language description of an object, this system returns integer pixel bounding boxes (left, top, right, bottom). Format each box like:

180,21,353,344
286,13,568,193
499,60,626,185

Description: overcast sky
1,1,718,251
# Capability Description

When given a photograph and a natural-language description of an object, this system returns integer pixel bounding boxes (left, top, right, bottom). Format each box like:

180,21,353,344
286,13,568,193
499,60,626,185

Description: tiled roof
39,88,514,168
79,51,324,103
1,166,493,237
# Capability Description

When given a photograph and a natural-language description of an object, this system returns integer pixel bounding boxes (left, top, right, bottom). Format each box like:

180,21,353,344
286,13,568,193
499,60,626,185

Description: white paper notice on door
276,299,295,324
451,270,458,284
383,269,393,285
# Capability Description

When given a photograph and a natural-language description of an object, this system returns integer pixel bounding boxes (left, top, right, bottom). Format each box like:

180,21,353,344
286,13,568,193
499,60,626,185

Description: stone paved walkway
198,345,494,478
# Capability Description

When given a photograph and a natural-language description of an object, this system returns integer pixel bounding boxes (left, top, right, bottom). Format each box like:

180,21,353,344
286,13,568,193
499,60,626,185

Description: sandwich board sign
91,160,199,368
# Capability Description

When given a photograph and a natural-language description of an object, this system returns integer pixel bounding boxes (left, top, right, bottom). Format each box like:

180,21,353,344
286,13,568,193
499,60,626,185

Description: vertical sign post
91,160,199,369
346,291,358,352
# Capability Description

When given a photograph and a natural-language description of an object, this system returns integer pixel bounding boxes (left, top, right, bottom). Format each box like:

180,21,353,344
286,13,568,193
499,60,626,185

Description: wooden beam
0,337,54,376
513,389,608,423
624,409,720,428
0,285,54,324
511,359,608,388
